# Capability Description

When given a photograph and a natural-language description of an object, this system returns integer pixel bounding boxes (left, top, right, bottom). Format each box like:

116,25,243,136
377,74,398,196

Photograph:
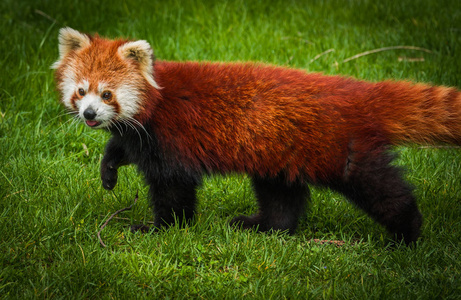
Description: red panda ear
51,27,91,69
118,40,160,89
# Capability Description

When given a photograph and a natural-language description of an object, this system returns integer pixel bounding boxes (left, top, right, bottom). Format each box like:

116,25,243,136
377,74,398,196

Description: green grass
1,0,461,298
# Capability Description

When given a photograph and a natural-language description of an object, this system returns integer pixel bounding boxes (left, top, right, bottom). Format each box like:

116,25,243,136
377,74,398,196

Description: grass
1,0,461,298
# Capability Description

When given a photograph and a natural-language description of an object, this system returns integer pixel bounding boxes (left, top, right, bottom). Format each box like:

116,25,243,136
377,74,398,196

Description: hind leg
335,150,422,245
231,175,309,234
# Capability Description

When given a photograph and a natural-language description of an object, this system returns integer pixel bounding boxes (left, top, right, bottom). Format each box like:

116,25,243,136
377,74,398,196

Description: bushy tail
368,81,461,145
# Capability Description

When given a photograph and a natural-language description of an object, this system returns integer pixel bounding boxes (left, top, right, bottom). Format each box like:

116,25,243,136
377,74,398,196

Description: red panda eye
78,88,85,96
102,91,112,101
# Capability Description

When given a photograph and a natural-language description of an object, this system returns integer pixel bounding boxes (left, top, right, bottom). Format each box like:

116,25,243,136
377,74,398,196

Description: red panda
52,27,461,245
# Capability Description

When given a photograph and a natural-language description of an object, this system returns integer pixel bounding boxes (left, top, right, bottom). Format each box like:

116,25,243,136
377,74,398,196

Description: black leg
334,149,422,245
132,177,200,232
100,138,128,190
231,175,310,234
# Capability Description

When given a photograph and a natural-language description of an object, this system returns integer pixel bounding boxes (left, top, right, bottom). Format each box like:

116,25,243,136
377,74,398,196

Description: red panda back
138,61,461,184
146,62,365,182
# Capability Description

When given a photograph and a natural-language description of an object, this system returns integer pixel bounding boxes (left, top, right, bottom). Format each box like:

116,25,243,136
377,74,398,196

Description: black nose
83,107,97,120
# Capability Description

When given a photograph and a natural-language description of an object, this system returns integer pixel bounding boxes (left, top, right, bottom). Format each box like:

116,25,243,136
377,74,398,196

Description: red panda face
52,28,159,129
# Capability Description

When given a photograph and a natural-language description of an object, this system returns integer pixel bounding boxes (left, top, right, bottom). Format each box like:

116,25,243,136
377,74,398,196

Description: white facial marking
116,84,142,119
98,82,108,94
82,79,90,91
59,68,76,109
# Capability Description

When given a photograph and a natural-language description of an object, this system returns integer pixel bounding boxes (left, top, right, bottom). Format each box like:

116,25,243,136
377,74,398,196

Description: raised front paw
101,165,118,190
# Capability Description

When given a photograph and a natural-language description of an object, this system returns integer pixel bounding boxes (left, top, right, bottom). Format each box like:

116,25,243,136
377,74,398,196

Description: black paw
231,214,297,234
130,224,152,233
101,166,118,190
230,214,262,231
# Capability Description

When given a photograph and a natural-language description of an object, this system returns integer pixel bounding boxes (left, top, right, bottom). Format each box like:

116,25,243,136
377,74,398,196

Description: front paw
130,224,152,233
101,166,118,190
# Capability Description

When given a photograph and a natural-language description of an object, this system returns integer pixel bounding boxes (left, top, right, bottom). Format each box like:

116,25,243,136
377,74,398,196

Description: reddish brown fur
54,30,461,244
134,61,461,183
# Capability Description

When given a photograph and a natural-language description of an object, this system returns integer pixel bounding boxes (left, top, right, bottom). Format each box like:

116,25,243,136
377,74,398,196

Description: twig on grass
398,56,425,62
97,191,139,248
309,239,361,247
34,9,58,24
341,46,432,64
311,239,347,247
418,145,461,149
309,48,335,64
98,215,156,224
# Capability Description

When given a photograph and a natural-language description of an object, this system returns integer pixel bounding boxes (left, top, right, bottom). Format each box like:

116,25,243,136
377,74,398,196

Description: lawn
1,0,461,298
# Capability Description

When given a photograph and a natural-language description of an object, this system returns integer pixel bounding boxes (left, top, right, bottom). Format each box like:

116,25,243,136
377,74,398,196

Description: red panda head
52,27,160,129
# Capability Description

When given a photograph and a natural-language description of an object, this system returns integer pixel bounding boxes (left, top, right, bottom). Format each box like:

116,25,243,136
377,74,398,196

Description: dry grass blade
309,49,335,64
97,191,139,248
341,46,432,63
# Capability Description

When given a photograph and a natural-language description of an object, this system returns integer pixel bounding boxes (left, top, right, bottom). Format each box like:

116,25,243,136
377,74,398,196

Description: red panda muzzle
83,107,102,127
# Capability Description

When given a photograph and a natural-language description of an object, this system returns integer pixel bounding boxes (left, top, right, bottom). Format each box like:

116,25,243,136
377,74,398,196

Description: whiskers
109,119,124,137
59,109,152,152
109,117,152,150
55,110,81,131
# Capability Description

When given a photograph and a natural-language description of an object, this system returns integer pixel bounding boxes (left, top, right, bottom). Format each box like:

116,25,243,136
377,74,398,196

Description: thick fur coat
53,28,461,245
